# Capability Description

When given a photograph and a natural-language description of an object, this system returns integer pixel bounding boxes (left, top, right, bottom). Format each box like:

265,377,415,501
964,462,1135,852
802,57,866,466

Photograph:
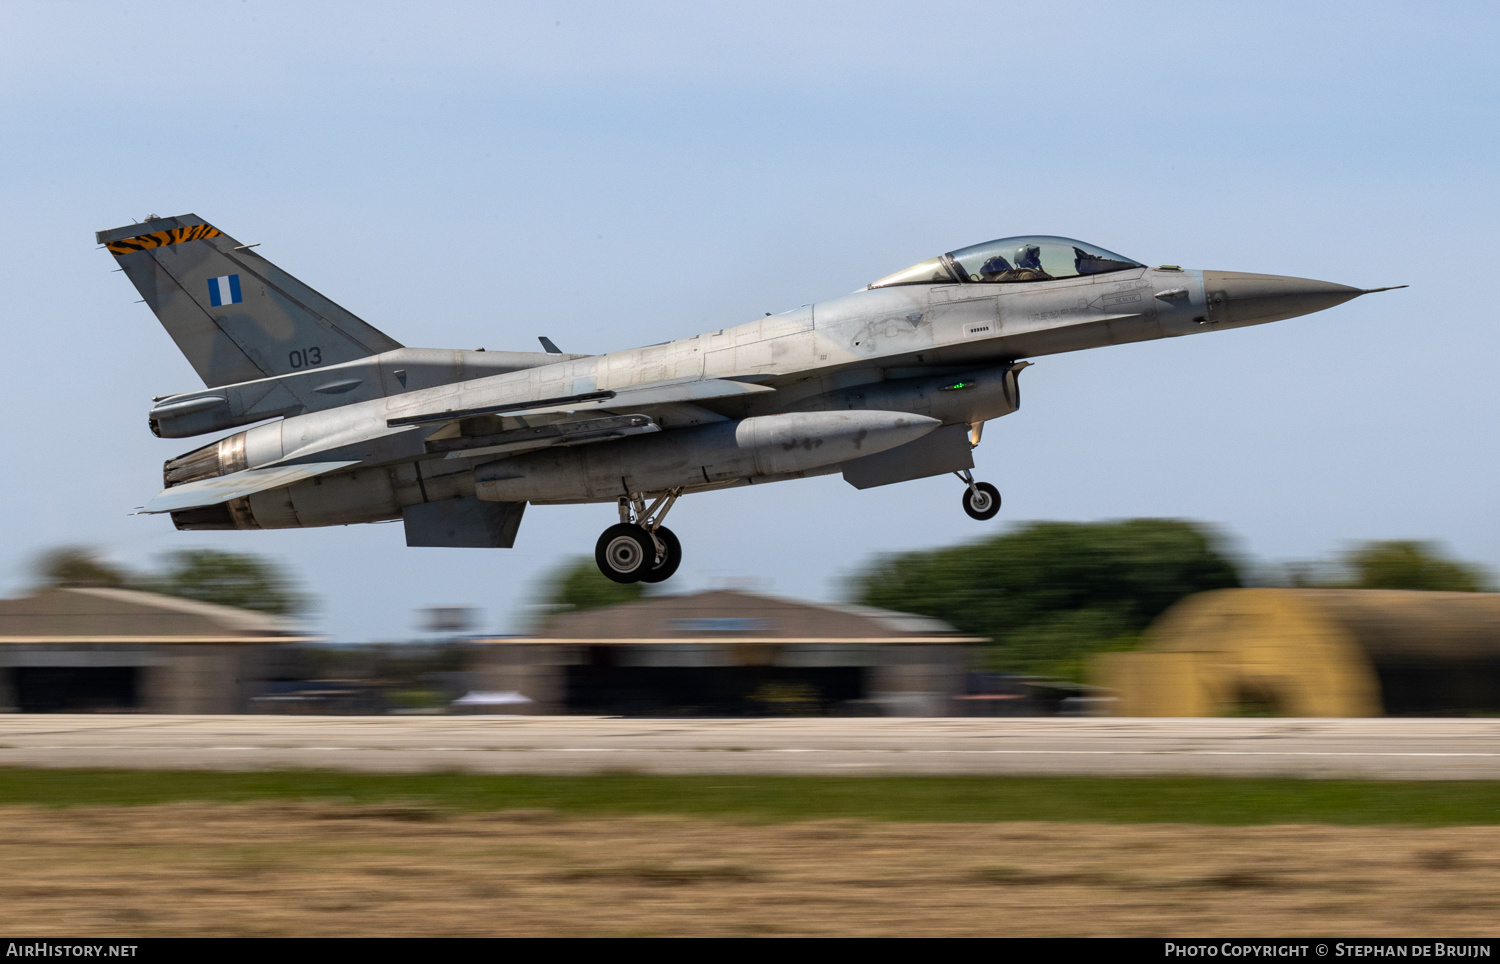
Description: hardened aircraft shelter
1097,589,1500,717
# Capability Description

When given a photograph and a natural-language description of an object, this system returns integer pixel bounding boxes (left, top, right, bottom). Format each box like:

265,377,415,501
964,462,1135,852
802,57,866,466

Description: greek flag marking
207,274,242,307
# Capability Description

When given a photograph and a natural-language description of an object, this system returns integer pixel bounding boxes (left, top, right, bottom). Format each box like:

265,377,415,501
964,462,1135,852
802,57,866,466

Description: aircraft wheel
638,526,682,584
962,481,1001,521
595,523,653,583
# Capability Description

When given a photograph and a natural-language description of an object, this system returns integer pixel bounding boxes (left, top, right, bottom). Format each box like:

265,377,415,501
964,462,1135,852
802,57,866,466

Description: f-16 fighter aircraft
99,216,1400,583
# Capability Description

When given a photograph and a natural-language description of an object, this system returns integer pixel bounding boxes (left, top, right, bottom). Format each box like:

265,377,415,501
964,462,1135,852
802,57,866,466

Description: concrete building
1095,588,1500,716
0,588,314,713
472,589,983,716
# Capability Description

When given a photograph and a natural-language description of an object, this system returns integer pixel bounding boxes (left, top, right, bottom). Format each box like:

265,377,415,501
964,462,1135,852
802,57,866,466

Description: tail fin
97,214,402,387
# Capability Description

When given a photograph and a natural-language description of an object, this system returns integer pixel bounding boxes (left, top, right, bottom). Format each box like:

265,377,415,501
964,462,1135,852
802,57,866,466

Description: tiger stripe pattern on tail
105,223,223,256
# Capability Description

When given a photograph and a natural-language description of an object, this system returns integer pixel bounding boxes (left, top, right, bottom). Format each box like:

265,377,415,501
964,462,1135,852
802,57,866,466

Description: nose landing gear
956,469,1001,521
594,488,685,583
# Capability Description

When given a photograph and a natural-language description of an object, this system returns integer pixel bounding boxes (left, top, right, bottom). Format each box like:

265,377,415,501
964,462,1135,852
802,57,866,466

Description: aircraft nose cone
1202,271,1365,326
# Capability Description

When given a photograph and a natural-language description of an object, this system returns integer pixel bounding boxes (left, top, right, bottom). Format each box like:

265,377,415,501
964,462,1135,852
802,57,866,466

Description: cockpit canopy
869,236,1143,288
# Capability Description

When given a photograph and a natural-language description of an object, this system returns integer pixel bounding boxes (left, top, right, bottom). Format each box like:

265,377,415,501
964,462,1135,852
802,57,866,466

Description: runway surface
2,716,1499,778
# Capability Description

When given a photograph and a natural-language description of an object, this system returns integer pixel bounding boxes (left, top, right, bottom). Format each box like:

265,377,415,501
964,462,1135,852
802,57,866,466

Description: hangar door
565,645,867,716
12,666,141,712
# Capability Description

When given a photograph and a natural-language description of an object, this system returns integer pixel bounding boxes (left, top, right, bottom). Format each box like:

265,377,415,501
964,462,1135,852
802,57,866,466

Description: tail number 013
289,347,323,368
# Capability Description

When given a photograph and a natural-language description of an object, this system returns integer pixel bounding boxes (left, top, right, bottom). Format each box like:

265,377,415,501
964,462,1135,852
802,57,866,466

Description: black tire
595,523,653,583
638,526,683,584
962,481,1001,521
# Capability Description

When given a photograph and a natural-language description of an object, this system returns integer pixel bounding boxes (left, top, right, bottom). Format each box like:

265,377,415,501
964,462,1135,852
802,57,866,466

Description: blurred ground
2,803,1499,937
4,716,1500,778
5,769,1500,824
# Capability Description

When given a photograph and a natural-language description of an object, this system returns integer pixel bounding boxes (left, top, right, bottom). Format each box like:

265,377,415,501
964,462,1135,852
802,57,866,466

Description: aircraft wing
386,377,774,428
143,380,775,514
425,413,663,460
140,461,361,514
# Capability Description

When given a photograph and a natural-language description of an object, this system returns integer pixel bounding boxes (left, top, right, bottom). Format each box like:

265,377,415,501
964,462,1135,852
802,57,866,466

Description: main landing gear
956,469,1001,521
595,488,684,584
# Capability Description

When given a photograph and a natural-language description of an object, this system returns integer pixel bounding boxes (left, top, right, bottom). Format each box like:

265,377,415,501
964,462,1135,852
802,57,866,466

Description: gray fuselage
155,262,1364,533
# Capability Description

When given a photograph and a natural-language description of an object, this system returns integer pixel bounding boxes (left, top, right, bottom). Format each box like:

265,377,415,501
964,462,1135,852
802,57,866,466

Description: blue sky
1,1,1495,639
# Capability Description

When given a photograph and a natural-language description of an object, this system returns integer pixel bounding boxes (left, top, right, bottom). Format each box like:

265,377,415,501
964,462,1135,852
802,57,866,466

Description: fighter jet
98,216,1400,583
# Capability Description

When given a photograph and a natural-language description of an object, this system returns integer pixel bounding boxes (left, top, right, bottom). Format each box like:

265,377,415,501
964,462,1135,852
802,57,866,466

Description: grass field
2,769,1500,824
4,771,1500,934
4,804,1500,936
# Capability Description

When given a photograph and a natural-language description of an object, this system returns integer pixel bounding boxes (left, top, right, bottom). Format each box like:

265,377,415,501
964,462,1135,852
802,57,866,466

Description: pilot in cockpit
1014,243,1043,271
974,245,1051,283
1006,242,1052,281
978,254,1012,281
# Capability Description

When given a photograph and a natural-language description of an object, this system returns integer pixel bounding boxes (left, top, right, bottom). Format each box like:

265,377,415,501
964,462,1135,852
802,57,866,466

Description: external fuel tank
474,410,940,503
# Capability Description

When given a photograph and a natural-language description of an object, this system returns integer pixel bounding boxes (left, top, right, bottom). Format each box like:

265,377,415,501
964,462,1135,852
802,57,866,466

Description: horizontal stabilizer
141,461,360,514
387,377,774,428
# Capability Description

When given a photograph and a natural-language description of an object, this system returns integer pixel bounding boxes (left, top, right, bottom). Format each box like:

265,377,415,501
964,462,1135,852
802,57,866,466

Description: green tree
536,557,644,616
850,519,1242,678
142,549,309,615
1340,540,1491,592
30,546,130,589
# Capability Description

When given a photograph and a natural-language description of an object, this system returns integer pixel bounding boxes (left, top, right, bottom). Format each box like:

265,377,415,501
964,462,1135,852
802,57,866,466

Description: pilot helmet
1015,243,1042,270
979,255,1011,277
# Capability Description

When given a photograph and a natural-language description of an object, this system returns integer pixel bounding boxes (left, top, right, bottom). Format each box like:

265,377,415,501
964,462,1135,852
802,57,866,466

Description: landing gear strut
956,469,1001,521
594,488,684,584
